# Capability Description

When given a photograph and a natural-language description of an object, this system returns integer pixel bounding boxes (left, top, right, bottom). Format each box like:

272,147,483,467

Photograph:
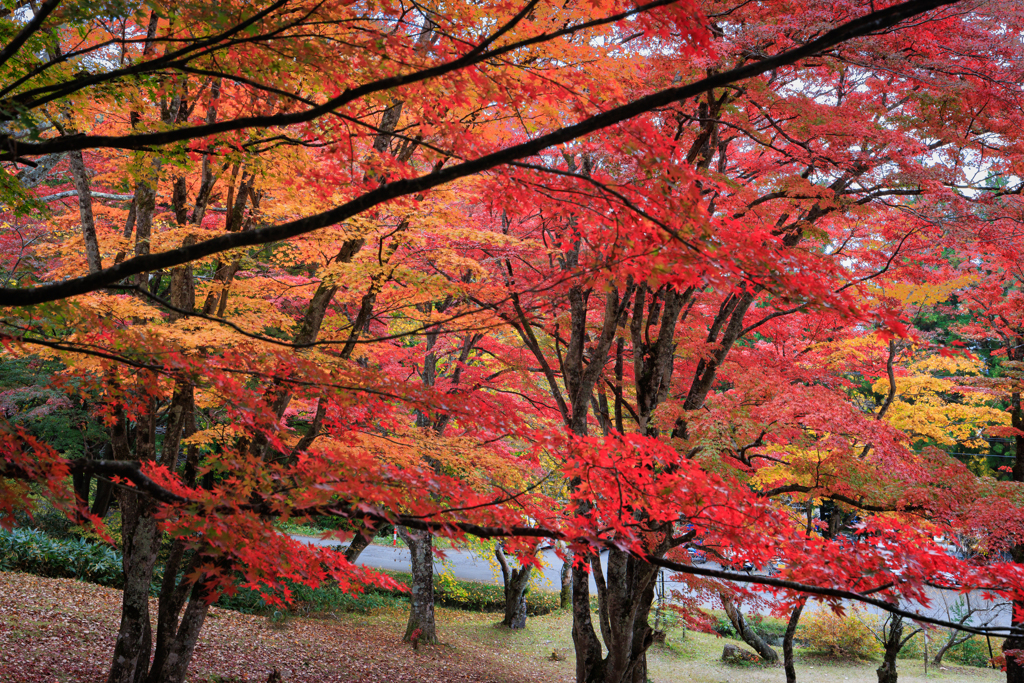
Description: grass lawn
434,608,1002,683
0,571,1004,683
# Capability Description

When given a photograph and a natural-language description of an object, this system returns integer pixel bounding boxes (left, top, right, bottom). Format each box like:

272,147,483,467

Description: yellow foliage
872,353,1010,448
803,609,881,660
879,274,976,306
183,425,247,447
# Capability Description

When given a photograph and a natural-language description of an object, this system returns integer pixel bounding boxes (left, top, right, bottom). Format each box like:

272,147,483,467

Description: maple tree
466,0,1024,679
3,2,1024,683
952,211,1024,682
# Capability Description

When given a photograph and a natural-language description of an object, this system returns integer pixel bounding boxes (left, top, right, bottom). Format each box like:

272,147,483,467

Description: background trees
3,2,1024,683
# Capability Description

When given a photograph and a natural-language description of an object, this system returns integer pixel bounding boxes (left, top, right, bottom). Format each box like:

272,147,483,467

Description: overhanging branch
5,455,1014,637
0,0,962,307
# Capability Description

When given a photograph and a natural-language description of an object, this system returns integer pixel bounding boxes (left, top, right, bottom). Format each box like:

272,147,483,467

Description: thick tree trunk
502,570,531,629
622,553,659,683
571,561,605,683
398,527,437,643
148,541,191,681
723,595,779,663
146,582,211,683
784,601,805,683
877,659,898,683
575,547,662,683
107,493,160,683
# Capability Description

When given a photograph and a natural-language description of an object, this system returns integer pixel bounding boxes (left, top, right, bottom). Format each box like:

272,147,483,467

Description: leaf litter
0,572,570,682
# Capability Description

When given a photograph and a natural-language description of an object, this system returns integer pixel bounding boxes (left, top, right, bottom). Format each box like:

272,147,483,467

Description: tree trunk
932,628,972,667
345,533,372,563
146,581,211,683
571,561,605,683
560,554,572,610
132,161,160,290
784,601,805,683
877,615,903,683
91,476,113,518
107,492,160,683
67,150,102,274
397,527,437,644
147,541,192,682
578,547,663,683
723,595,779,663
877,659,898,683
495,545,532,629
623,552,660,683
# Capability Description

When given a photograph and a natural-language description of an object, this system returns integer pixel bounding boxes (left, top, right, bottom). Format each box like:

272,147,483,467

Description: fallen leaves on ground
0,572,570,682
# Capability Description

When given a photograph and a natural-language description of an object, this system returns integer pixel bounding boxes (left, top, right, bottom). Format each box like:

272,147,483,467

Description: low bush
710,611,787,644
3,526,560,619
712,613,736,637
218,569,561,618
746,614,788,642
897,630,924,659
0,527,123,587
946,635,998,667
898,632,1001,667
432,574,559,615
218,580,409,615
803,609,880,660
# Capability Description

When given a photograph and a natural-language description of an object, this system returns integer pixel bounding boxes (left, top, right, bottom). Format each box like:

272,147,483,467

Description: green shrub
709,612,785,643
218,580,409,615
432,573,555,614
747,614,788,642
897,630,924,659
0,527,123,587
947,635,998,667
712,613,736,637
220,568,562,618
803,609,880,660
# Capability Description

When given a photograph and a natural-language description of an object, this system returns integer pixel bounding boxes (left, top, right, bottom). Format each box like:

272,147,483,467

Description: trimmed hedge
0,526,124,587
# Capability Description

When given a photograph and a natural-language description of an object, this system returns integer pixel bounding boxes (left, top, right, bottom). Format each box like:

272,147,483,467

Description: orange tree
3,2,1024,683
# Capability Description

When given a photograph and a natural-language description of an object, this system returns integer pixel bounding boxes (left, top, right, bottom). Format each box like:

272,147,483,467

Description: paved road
294,535,588,590
294,535,1011,628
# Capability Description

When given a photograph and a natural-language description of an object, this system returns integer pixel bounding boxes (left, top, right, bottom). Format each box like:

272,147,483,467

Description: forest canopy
1,1,1024,682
